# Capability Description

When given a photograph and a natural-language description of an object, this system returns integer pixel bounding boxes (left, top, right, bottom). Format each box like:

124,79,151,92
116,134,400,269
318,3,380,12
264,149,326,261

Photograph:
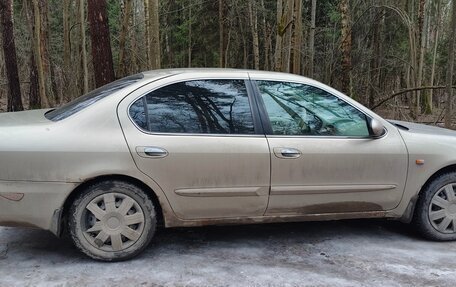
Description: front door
118,75,270,220
252,80,408,215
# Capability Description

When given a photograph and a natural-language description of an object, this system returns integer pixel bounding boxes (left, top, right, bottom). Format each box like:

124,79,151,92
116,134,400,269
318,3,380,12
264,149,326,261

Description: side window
257,81,369,137
129,80,256,134
129,97,147,130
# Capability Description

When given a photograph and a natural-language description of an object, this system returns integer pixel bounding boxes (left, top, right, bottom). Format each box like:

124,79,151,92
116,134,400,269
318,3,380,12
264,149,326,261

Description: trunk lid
0,109,52,127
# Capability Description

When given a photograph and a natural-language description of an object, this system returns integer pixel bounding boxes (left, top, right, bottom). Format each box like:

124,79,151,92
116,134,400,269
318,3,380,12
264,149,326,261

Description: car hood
388,120,456,137
0,109,52,127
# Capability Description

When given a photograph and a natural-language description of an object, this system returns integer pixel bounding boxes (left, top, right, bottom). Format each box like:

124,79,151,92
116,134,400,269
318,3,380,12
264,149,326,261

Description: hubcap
106,216,121,229
82,193,145,252
429,183,456,234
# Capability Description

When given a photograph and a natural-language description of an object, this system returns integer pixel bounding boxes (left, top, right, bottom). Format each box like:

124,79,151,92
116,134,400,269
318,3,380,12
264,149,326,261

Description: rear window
129,79,256,134
45,74,143,121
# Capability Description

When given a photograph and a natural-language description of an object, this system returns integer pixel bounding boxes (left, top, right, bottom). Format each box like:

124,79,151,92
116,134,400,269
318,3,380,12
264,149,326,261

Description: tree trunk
31,0,49,107
224,24,231,68
339,0,352,95
260,0,270,70
445,0,456,128
118,0,132,77
403,3,419,119
308,0,316,77
416,0,427,114
24,0,40,106
80,0,89,94
292,0,302,75
281,0,294,73
219,0,224,68
0,0,23,111
274,0,283,71
0,32,3,109
144,0,150,67
248,0,260,70
164,3,172,67
28,52,40,109
63,0,70,70
62,0,71,100
369,8,382,108
130,0,138,73
238,11,248,69
38,0,58,104
148,0,160,69
88,0,115,87
188,0,192,68
428,0,441,114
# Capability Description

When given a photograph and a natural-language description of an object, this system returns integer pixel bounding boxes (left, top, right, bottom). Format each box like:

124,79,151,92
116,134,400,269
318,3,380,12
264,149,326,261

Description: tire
414,172,456,241
68,181,157,261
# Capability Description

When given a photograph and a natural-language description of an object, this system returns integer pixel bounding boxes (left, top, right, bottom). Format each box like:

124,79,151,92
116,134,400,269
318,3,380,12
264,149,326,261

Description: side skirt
164,210,389,228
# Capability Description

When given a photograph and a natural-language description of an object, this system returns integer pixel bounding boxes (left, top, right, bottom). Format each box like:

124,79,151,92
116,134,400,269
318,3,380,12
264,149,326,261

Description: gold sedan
1,69,456,261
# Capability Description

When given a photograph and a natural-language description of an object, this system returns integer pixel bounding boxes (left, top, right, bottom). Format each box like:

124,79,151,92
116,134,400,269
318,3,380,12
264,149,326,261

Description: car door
251,79,408,215
118,73,270,220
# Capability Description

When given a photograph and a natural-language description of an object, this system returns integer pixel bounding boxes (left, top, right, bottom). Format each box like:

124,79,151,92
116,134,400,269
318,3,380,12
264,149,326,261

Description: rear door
118,73,271,220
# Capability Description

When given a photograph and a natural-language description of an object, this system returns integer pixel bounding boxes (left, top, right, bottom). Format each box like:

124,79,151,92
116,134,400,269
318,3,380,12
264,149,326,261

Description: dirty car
1,69,456,261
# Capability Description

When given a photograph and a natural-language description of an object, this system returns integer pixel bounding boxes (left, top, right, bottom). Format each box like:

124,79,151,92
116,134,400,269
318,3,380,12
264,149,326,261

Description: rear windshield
45,74,144,121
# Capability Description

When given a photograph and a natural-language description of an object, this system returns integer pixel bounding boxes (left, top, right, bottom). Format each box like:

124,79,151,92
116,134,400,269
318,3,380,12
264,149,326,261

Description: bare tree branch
372,86,456,111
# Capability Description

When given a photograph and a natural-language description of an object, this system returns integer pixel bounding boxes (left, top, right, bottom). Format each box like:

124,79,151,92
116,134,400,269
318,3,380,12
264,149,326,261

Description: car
1,68,456,261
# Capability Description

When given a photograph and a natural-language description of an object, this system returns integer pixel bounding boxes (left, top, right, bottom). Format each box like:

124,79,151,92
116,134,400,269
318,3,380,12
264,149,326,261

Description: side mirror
369,118,386,138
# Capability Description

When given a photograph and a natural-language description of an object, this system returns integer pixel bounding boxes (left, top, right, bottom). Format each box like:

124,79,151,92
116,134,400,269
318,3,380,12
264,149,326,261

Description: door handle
273,148,301,159
136,147,168,158
144,147,168,157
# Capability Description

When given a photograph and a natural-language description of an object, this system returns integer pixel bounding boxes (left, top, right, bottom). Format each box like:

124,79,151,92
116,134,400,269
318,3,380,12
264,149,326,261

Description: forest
0,0,456,128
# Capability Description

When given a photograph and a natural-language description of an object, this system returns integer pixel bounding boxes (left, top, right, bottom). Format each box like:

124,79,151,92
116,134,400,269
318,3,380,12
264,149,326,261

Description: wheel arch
401,164,456,223
58,174,165,236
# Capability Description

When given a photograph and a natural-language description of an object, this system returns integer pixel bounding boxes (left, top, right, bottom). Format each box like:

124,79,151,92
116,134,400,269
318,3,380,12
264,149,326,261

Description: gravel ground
1,219,456,287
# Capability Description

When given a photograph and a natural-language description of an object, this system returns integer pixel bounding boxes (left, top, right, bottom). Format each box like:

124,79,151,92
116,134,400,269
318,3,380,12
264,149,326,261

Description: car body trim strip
175,187,265,197
270,184,397,195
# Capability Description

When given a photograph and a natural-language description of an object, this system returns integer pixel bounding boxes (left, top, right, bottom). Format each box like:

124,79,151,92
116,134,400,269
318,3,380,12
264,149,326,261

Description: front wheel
68,181,157,261
414,172,456,241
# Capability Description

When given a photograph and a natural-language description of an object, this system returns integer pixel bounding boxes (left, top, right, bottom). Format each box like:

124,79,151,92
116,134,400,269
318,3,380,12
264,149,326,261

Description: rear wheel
68,181,157,261
414,172,456,241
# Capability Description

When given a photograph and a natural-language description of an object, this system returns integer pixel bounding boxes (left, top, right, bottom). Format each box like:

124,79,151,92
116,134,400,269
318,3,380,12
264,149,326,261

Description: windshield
45,74,144,121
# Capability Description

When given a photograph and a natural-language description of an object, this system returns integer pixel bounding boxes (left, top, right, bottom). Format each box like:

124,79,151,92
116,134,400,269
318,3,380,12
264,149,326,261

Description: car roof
141,68,308,81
